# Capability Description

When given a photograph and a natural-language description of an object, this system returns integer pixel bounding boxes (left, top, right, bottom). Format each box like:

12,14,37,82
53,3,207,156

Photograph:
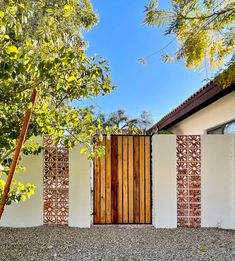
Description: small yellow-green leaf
21,195,27,201
64,4,71,10
18,3,25,8
67,76,76,82
42,103,49,110
46,9,53,13
28,102,33,109
63,4,71,17
80,147,88,154
6,45,18,55
0,11,4,18
81,53,86,60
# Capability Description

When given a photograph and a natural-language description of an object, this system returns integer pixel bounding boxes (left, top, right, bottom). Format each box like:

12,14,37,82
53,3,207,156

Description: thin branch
180,8,234,20
0,148,16,164
146,37,176,59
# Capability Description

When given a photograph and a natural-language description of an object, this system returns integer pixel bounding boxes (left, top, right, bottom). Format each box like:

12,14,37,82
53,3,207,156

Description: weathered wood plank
128,136,134,223
139,136,145,223
100,139,106,223
145,136,151,223
105,137,112,223
133,136,140,223
94,157,100,224
111,136,118,223
122,136,128,223
117,136,123,223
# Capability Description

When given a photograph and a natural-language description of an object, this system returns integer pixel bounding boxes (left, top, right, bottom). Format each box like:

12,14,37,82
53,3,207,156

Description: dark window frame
207,119,235,134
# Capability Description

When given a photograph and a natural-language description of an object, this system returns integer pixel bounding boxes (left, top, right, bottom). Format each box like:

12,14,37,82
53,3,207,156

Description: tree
0,0,113,212
143,0,235,87
94,109,153,133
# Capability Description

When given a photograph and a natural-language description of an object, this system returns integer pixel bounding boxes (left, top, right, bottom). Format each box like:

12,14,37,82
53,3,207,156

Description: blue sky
80,0,213,123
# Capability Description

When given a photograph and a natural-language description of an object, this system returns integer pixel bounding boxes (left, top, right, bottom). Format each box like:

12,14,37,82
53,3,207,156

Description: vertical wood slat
105,138,112,223
111,136,118,223
139,136,145,223
133,136,140,223
128,136,134,223
122,136,128,223
117,136,123,223
145,137,151,223
100,138,106,223
94,157,100,224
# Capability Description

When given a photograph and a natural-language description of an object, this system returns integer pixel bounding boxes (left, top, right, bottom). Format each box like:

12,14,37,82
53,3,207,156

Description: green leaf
138,58,147,65
80,147,88,154
6,45,18,55
81,53,86,60
21,195,27,201
67,76,76,82
0,11,4,18
28,102,33,109
64,4,71,10
17,3,25,9
42,103,49,110
64,4,71,17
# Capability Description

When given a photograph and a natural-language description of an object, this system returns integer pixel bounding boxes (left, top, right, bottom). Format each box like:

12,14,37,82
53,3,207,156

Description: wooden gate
93,135,151,224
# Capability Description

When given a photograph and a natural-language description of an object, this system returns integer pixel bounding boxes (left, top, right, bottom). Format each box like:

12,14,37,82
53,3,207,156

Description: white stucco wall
0,137,44,227
170,92,235,135
232,134,235,229
69,144,91,228
152,135,177,228
201,135,234,229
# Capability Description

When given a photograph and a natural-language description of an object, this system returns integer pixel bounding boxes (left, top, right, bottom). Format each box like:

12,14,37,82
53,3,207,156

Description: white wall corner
152,134,177,228
0,136,44,228
69,144,91,228
201,135,233,229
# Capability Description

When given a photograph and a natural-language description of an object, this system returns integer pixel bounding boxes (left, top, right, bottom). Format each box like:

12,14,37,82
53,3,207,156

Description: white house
148,81,235,135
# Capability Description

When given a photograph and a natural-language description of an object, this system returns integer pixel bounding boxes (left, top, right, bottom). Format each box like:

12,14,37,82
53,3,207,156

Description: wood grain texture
105,138,112,223
122,136,128,223
111,136,118,223
94,158,100,224
133,136,140,223
139,136,145,223
117,136,123,223
100,139,106,223
145,137,151,223
94,135,151,224
128,136,134,223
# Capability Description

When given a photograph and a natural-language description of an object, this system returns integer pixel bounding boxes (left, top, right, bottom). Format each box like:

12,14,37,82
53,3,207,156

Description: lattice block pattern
43,137,69,225
177,135,201,228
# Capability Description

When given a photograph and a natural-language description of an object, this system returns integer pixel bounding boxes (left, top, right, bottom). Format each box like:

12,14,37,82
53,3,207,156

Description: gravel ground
0,225,235,261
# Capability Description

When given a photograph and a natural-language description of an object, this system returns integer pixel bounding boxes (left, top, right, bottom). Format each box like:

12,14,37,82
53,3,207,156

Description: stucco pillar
152,134,177,228
0,136,44,227
232,134,235,229
69,144,91,227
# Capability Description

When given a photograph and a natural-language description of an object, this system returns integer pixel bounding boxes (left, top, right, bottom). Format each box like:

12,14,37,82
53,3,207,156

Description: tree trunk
0,88,37,220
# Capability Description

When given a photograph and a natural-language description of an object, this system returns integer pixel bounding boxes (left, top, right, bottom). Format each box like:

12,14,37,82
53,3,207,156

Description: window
207,120,235,134
225,121,235,134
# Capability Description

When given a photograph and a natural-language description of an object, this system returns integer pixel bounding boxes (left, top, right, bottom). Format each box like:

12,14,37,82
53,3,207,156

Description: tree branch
180,8,234,20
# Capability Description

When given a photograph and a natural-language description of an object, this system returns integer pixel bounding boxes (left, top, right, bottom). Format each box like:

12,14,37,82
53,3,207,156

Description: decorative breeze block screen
177,135,201,227
43,137,69,225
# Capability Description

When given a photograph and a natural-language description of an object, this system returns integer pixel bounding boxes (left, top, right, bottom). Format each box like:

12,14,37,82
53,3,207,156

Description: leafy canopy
0,0,113,205
144,0,235,87
93,109,153,134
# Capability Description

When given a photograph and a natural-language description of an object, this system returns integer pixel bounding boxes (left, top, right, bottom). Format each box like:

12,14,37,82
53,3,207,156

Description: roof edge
147,81,235,134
